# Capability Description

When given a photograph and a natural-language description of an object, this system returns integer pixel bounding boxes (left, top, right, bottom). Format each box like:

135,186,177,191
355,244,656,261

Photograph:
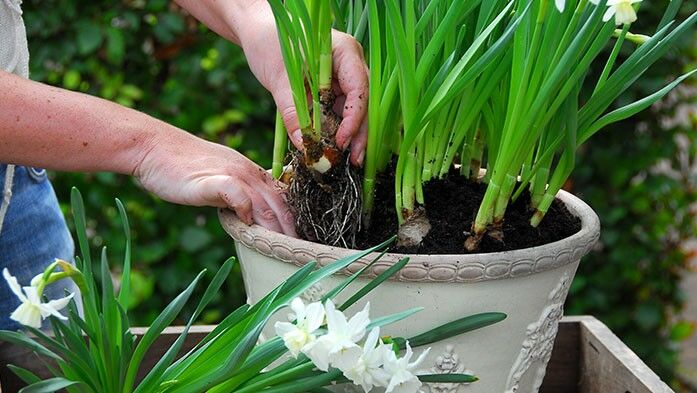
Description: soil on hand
356,168,582,254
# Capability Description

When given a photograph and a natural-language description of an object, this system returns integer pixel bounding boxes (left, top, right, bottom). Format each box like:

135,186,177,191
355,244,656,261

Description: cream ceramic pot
219,190,600,393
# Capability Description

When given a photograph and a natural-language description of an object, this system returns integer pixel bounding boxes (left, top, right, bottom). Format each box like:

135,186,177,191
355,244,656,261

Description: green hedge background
21,0,696,386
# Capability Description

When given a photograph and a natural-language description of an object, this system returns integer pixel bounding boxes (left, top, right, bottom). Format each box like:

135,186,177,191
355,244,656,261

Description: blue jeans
0,165,76,330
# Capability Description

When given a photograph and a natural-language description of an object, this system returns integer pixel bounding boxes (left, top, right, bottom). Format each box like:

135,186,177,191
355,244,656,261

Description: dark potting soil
355,168,582,254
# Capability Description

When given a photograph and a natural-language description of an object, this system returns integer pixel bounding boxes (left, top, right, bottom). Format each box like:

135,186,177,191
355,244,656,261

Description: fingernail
342,138,352,150
357,150,365,166
292,130,303,148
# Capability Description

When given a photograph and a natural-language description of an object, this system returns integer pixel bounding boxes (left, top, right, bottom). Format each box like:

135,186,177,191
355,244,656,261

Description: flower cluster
275,298,430,393
555,0,642,25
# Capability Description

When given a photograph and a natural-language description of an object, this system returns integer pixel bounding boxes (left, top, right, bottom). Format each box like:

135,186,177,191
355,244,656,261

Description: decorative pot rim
218,190,600,283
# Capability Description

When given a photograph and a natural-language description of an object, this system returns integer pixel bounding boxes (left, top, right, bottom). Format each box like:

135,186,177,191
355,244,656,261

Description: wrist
127,117,184,178
224,0,275,48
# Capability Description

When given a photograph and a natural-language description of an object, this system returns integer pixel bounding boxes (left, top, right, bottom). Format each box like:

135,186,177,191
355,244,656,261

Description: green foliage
569,2,697,378
20,0,697,383
570,116,696,381
23,0,277,325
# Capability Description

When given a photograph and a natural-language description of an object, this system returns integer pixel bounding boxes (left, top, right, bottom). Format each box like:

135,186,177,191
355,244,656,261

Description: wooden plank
539,317,582,393
0,319,672,392
577,317,674,393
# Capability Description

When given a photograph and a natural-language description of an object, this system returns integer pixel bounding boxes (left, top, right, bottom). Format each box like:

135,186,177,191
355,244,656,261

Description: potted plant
0,189,506,392
220,1,697,392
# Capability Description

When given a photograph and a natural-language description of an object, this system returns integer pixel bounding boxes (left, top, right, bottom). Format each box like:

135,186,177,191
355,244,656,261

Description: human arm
0,70,296,235
174,0,370,165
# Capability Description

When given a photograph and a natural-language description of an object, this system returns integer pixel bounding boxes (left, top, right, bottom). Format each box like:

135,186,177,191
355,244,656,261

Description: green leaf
0,331,62,361
115,198,132,311
367,307,423,330
406,312,507,348
105,28,126,64
339,257,409,311
166,287,282,393
323,248,388,303
19,377,80,393
670,321,696,342
580,69,697,144
136,258,235,393
418,373,478,383
75,21,103,54
7,365,41,385
123,269,206,392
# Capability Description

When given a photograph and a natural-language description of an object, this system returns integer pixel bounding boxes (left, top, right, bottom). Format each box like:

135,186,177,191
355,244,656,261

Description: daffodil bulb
342,327,393,392
383,343,431,393
303,300,370,372
3,268,74,329
274,297,325,358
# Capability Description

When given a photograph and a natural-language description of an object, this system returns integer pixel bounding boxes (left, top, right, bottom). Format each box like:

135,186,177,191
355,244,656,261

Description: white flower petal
3,268,28,303
10,303,42,329
347,303,370,342
614,3,637,24
329,343,363,371
39,304,68,320
555,0,565,12
23,286,42,305
364,327,381,354
290,297,306,321
603,5,616,22
303,336,333,371
408,346,431,370
275,321,297,337
385,371,422,393
305,301,325,333
45,293,74,311
30,273,44,287
325,300,349,335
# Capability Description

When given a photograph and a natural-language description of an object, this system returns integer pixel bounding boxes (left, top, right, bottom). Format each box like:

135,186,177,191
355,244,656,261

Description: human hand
235,7,369,166
134,130,297,237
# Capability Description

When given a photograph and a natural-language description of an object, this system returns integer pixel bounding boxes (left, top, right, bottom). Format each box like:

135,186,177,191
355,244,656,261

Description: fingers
256,174,298,237
332,32,369,153
217,178,254,225
215,172,297,237
350,118,368,166
271,79,304,151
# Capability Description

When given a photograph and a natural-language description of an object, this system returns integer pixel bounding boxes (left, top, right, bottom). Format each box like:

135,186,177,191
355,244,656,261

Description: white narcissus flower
342,327,393,392
383,343,431,393
3,268,74,329
274,297,325,357
603,0,642,25
303,300,370,372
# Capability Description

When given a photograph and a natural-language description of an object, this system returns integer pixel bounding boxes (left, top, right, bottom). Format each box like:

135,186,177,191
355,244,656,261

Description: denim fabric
0,164,77,330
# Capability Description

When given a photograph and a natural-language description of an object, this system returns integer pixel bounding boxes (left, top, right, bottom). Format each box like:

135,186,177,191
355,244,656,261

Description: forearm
174,0,274,47
0,70,189,175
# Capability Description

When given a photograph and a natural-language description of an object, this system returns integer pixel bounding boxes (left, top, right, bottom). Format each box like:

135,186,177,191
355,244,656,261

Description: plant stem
272,111,287,180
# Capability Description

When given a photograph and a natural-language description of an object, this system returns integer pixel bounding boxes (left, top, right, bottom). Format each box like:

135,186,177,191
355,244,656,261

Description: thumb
272,86,304,151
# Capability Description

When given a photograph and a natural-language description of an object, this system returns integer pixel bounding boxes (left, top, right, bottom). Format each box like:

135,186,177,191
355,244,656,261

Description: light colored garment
0,0,28,234
0,0,29,78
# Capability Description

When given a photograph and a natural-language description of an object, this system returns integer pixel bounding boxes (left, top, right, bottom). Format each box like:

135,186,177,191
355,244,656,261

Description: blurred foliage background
23,0,277,324
22,0,696,387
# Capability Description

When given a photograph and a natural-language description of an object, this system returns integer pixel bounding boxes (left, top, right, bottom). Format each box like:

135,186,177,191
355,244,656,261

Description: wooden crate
0,316,673,393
